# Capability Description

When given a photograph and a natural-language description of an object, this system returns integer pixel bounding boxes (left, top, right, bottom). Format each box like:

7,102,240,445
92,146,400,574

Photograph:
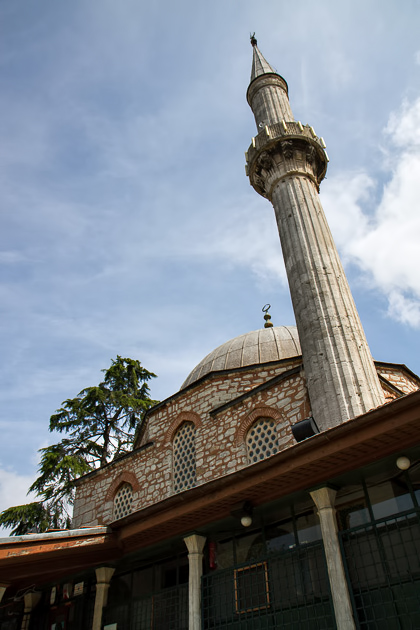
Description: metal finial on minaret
250,33,257,47
262,304,273,328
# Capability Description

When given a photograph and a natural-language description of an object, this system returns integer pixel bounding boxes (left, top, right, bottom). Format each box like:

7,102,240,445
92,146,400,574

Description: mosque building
1,39,420,630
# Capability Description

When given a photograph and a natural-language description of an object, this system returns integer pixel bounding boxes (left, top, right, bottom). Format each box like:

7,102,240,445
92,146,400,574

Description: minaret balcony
245,121,329,198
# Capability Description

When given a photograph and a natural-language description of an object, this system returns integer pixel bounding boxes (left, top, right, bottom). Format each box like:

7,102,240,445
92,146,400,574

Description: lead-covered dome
181,326,301,389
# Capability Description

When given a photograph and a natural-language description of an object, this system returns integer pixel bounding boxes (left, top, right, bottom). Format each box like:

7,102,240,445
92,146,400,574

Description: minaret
245,37,384,431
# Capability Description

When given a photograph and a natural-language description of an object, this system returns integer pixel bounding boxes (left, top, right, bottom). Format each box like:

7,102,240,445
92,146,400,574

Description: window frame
234,561,271,614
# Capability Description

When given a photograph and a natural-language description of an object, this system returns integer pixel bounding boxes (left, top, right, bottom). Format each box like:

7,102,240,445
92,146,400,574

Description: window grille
202,542,335,629
246,417,279,463
339,509,420,628
173,422,196,493
104,584,188,630
113,483,133,520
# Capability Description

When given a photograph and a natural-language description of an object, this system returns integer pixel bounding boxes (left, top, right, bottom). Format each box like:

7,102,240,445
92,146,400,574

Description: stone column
92,566,115,630
20,592,41,630
270,174,384,430
184,534,206,630
310,486,355,630
0,583,9,603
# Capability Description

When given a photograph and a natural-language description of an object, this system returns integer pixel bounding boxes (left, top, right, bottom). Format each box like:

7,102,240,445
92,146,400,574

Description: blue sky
1,0,420,519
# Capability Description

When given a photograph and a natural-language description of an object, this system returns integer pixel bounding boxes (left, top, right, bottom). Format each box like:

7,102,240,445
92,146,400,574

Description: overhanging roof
0,527,118,589
2,390,420,589
116,390,420,551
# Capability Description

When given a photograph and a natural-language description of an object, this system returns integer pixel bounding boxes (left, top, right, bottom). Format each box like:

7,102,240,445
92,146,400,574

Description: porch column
20,591,41,630
184,533,206,630
92,566,115,630
310,486,356,630
0,583,9,603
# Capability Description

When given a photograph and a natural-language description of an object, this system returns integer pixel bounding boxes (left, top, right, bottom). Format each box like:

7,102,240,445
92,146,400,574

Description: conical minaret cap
250,36,277,82
247,36,291,122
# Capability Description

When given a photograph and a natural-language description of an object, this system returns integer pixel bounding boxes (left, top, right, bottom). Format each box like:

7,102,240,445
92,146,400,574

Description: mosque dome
181,325,301,389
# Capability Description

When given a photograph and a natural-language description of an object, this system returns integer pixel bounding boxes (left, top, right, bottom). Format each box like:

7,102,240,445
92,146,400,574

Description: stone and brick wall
72,359,308,528
376,364,420,396
72,359,419,529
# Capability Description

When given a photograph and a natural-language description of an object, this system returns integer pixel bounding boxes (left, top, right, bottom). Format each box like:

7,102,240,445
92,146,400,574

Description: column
0,583,9,603
184,533,206,630
270,176,384,429
92,566,115,630
20,592,41,630
310,486,356,630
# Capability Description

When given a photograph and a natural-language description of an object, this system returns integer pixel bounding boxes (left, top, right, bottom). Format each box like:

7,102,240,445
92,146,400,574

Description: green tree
0,356,157,535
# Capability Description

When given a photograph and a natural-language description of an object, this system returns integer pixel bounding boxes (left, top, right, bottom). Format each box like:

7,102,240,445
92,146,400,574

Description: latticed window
113,483,133,520
246,418,279,463
173,422,196,493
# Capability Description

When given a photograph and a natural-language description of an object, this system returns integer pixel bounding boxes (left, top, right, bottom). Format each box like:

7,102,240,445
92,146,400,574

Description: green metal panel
103,583,188,630
340,508,420,629
202,541,336,629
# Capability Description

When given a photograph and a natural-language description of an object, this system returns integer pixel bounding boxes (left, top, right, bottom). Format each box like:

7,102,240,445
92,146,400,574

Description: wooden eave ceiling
0,532,120,588
117,391,420,550
2,391,420,588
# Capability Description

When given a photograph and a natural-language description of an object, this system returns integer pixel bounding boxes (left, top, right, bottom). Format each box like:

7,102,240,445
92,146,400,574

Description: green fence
340,508,420,629
202,541,336,629
103,583,188,630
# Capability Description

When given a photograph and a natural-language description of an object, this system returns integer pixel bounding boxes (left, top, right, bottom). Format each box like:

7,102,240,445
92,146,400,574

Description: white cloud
388,291,420,327
176,199,287,284
321,172,373,256
385,98,420,148
208,203,286,283
0,468,37,536
323,96,420,327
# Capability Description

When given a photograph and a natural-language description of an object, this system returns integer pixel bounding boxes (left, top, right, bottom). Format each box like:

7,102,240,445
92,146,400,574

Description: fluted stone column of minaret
245,37,384,430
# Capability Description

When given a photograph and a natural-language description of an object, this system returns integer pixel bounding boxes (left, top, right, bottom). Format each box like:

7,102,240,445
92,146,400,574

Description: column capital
310,485,338,511
95,566,115,584
23,591,41,612
21,592,41,630
184,533,206,555
184,534,207,630
0,584,9,604
92,566,115,630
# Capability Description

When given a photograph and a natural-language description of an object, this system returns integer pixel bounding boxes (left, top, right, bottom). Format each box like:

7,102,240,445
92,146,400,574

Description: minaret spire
250,34,277,81
246,38,293,127
245,43,384,431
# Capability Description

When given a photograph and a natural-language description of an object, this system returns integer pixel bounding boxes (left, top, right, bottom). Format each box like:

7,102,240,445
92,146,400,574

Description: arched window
113,483,133,520
246,417,279,463
173,422,196,493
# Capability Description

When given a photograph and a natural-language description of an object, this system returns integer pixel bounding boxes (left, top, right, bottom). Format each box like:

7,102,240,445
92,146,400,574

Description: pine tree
0,356,156,535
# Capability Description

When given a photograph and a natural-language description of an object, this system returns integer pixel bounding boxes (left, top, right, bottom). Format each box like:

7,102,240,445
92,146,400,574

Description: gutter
0,526,111,546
